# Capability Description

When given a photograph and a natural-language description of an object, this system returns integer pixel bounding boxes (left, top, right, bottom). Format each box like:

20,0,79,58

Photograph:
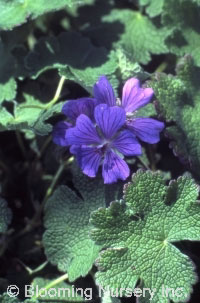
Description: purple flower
94,76,164,144
53,97,97,146
52,75,164,184
66,104,142,184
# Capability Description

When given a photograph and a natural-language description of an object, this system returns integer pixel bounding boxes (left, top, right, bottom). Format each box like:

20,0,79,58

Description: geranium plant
0,1,200,303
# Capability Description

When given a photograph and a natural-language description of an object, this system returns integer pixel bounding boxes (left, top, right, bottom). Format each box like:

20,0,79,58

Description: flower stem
18,75,66,111
45,76,66,109
32,273,69,299
155,62,167,73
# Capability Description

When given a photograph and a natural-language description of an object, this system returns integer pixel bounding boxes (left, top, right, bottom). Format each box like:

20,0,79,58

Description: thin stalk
18,75,66,111
148,146,156,171
32,273,68,299
45,76,65,109
155,62,167,73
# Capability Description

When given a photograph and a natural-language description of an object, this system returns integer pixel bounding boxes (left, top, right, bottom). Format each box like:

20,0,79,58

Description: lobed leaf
25,31,118,90
90,170,200,303
0,0,85,30
116,48,150,81
151,55,200,173
162,0,200,66
0,96,63,136
0,41,18,103
139,0,164,17
78,8,171,65
43,166,114,281
100,10,171,64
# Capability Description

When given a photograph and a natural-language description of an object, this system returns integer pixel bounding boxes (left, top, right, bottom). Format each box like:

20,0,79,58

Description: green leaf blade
151,55,200,174
102,10,170,65
90,171,200,303
43,167,107,281
0,0,76,30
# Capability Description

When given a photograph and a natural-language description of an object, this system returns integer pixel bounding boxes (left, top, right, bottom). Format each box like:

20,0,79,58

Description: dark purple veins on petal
102,150,130,184
66,114,102,145
112,130,142,156
126,117,165,144
94,104,126,139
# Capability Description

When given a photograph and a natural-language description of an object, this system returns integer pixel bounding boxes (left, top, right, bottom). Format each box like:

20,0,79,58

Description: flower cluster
53,76,164,184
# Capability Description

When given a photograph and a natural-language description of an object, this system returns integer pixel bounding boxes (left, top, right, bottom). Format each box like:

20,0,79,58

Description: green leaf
135,103,157,117
21,101,63,136
136,148,150,169
90,170,200,303
0,294,20,303
43,167,108,281
0,294,38,303
151,55,200,173
162,0,200,66
0,0,85,30
0,41,17,103
25,32,118,91
139,0,164,17
0,78,17,103
0,95,63,135
116,48,150,81
101,291,121,303
93,9,170,64
0,197,12,233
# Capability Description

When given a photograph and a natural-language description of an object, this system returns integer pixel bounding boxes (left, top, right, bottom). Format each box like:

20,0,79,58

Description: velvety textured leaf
139,0,164,17
0,295,20,303
116,48,150,81
0,197,12,233
25,32,118,91
135,103,157,117
90,170,200,303
0,0,85,30
0,96,63,135
162,0,200,66
0,294,38,303
151,55,200,173
43,166,108,281
0,41,17,103
0,78,17,103
96,9,170,64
